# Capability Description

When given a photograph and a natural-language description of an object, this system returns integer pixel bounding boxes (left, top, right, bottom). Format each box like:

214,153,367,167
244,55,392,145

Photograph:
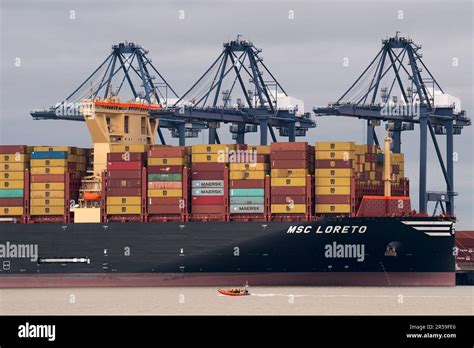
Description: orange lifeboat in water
83,192,101,201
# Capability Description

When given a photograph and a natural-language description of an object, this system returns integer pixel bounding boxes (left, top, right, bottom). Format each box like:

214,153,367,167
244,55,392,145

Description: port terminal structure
313,33,471,216
31,37,315,147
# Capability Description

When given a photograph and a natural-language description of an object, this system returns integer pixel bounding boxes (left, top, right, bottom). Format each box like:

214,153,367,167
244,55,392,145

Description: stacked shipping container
314,142,355,215
147,146,189,216
29,146,86,217
105,144,147,216
0,145,29,218
270,142,313,215
229,145,270,216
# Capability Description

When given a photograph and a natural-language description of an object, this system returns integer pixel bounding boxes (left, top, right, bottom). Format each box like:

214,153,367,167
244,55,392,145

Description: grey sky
1,0,472,227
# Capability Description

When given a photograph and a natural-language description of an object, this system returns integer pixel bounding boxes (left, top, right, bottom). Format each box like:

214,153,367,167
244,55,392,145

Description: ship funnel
383,135,392,196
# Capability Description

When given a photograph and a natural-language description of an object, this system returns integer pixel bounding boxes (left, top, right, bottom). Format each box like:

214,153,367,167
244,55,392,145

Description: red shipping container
0,145,28,154
315,159,353,168
107,170,142,179
107,179,141,188
365,153,377,162
191,163,226,171
106,187,141,196
271,142,308,151
148,181,182,189
107,161,142,171
192,171,225,180
147,165,183,174
148,197,182,206
0,198,24,206
107,152,145,162
191,196,225,205
230,180,265,188
271,151,309,160
148,205,182,214
271,195,306,204
255,154,270,163
148,147,188,158
271,187,306,195
315,195,351,204
271,160,309,169
192,205,225,214
30,174,65,183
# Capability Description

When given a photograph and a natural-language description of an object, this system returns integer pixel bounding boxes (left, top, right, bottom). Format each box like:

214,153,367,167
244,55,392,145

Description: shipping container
147,205,182,214
270,151,309,160
30,191,65,199
0,145,28,154
107,179,141,188
31,159,68,167
107,170,142,179
315,142,355,151
148,189,183,198
30,198,64,206
31,151,68,159
229,188,264,197
271,177,306,187
270,169,308,178
148,158,186,166
30,174,63,182
147,165,183,174
315,177,351,186
191,163,226,171
315,204,351,213
192,188,224,196
192,144,238,153
230,205,264,213
0,180,24,189
2,163,27,171
30,167,66,175
271,160,308,169
191,171,224,180
315,186,351,195
31,183,65,191
229,180,265,189
229,163,268,171
315,160,353,168
0,198,23,206
107,161,142,171
271,187,306,195
148,147,188,158
107,196,142,205
148,197,183,206
106,188,141,196
315,168,353,177
271,195,306,204
2,172,25,180
30,206,65,215
148,173,182,182
315,195,351,204
191,205,225,214
271,204,306,213
247,145,271,154
0,154,28,162
106,205,142,215
33,146,73,153
191,180,224,188
229,171,265,180
0,207,24,215
271,142,308,151
191,154,223,163
0,189,24,198
229,196,265,205
110,144,149,153
107,152,145,162
191,196,225,205
147,181,182,189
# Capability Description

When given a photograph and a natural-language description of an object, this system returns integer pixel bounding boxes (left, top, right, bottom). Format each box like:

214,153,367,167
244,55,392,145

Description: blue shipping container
229,188,264,197
31,151,68,159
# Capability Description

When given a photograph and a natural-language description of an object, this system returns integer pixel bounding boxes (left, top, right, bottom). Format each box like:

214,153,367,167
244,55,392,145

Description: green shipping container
229,188,265,197
148,173,182,182
0,189,24,198
229,196,265,205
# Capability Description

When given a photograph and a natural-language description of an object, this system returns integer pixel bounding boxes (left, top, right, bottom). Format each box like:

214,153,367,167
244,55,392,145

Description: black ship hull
0,217,455,287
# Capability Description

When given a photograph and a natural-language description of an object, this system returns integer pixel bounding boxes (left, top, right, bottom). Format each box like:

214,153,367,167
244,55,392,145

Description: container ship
0,96,461,287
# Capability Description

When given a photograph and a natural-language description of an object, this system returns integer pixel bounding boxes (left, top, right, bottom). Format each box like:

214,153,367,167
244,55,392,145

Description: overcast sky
1,0,473,227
